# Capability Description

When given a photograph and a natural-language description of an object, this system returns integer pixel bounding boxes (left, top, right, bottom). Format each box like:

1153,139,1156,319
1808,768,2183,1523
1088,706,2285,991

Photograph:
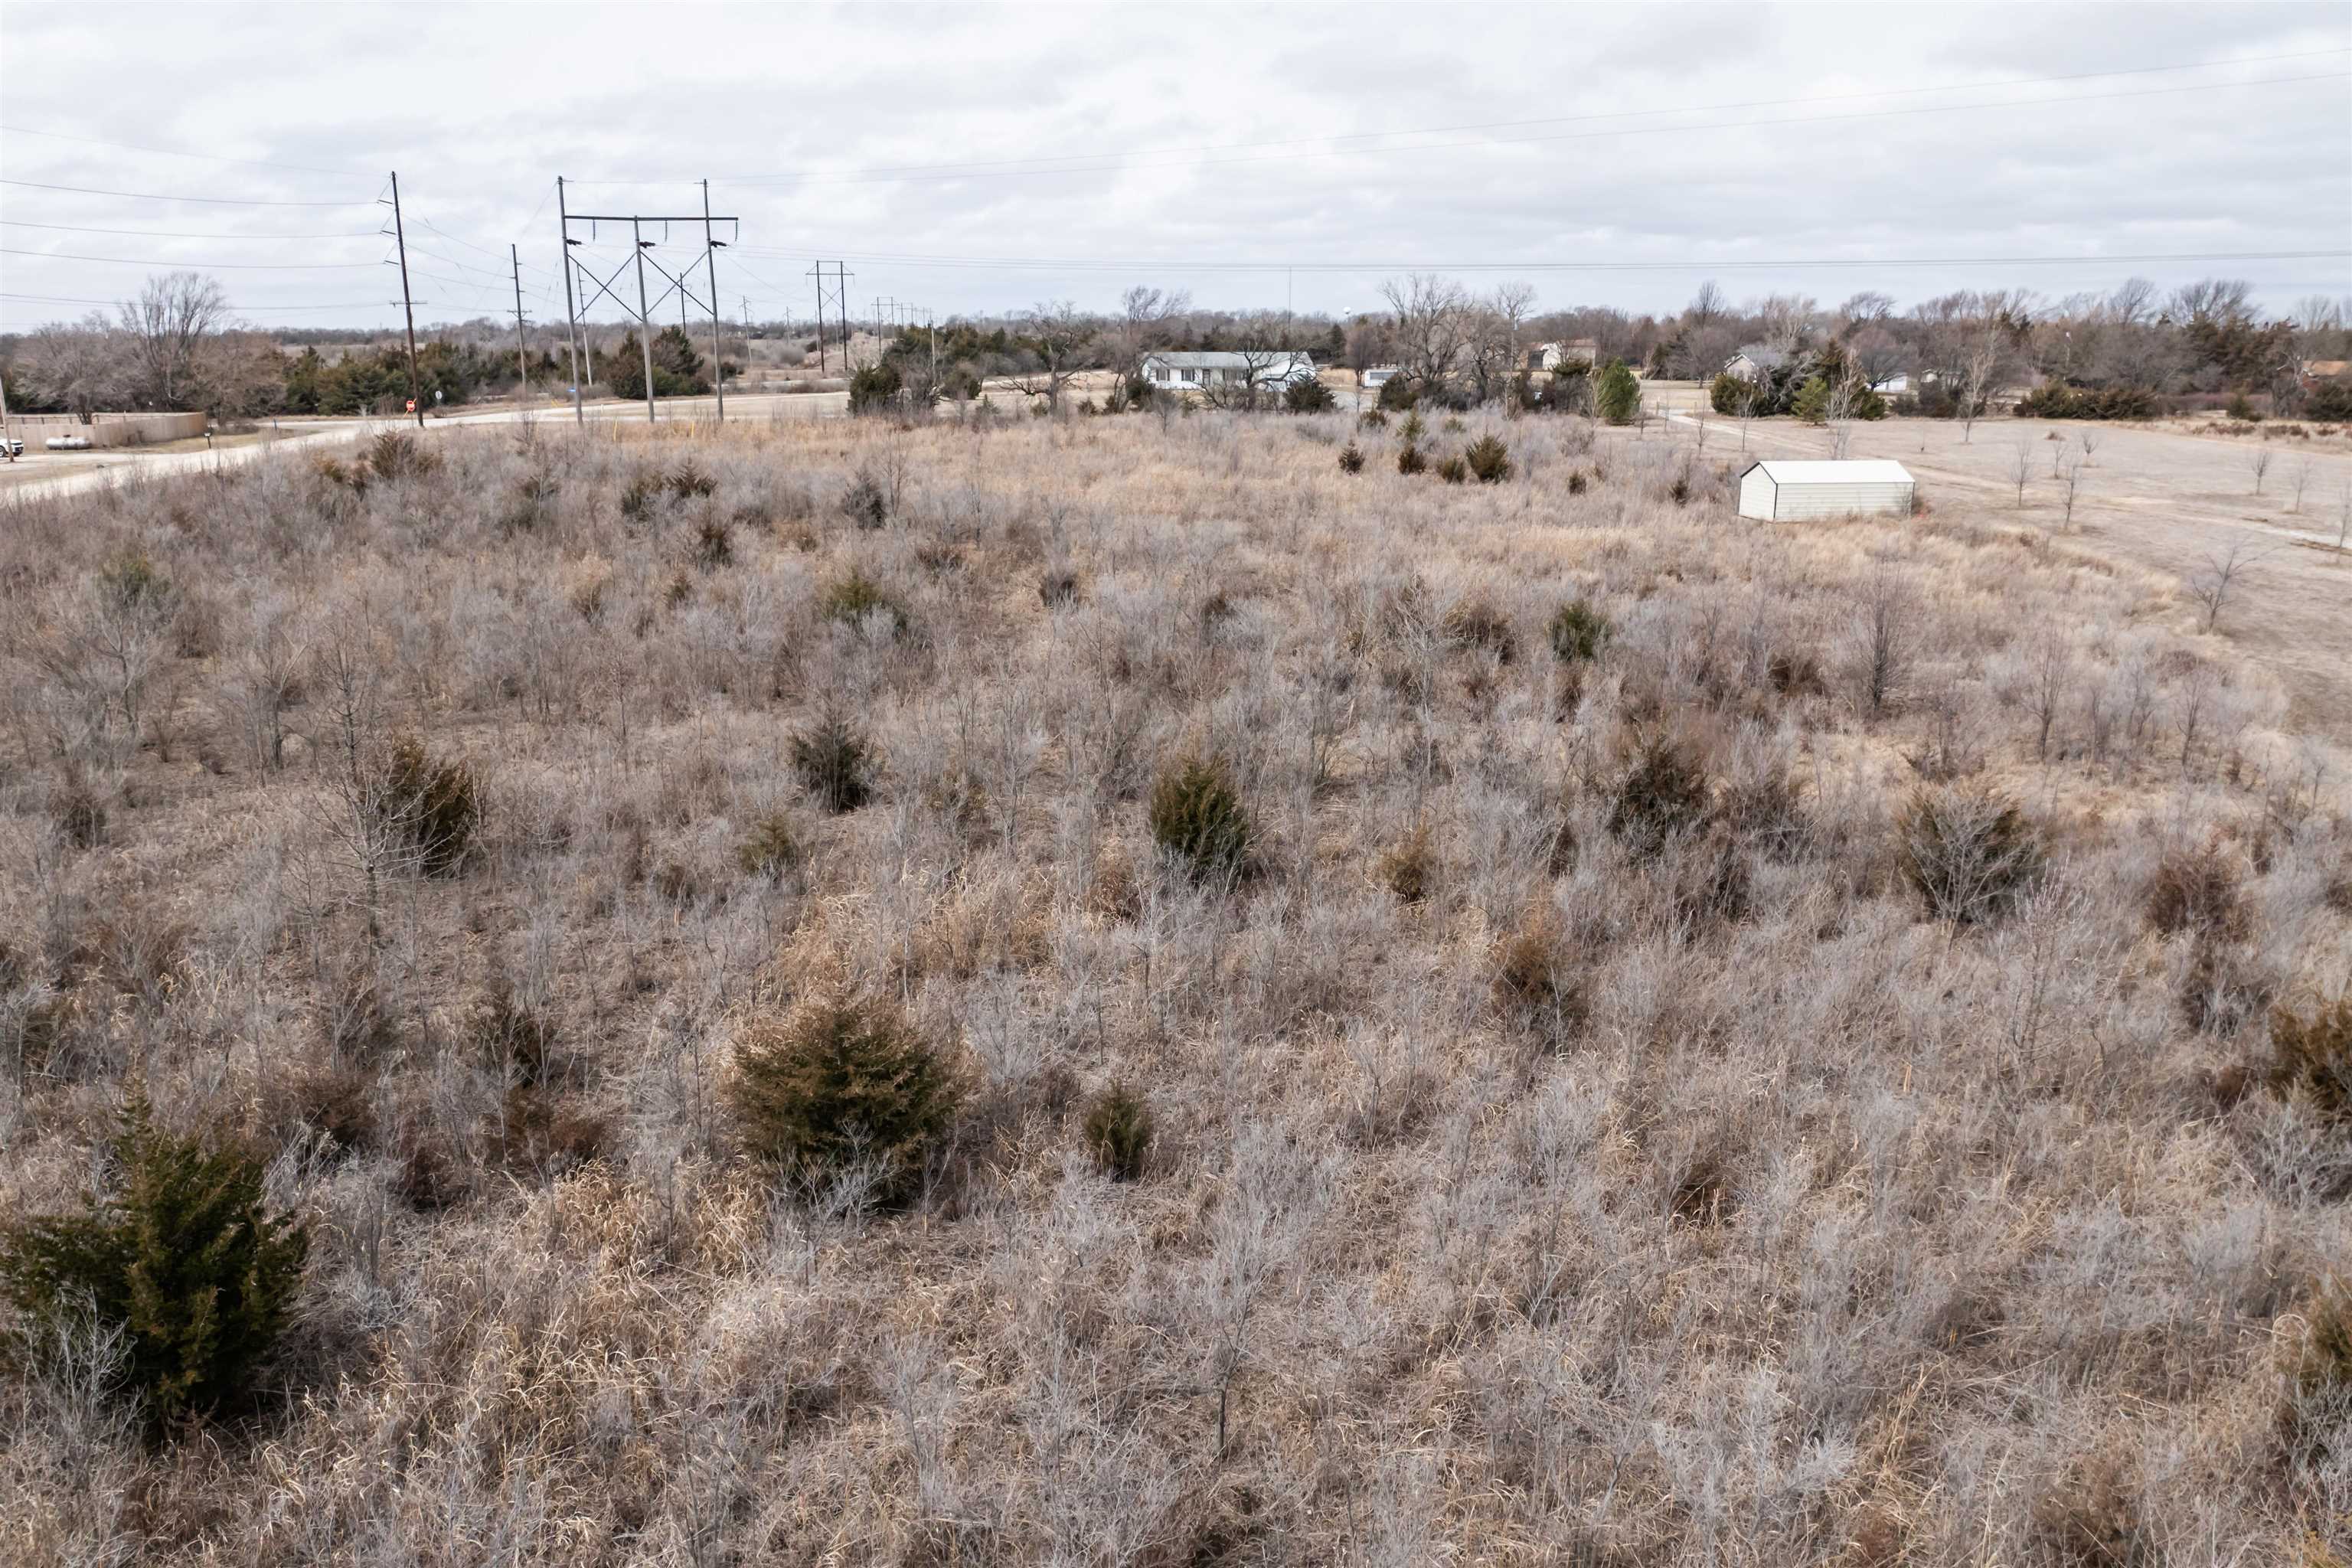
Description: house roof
1740,459,1915,485
1145,351,1313,370
1730,345,1791,371
2305,359,2349,377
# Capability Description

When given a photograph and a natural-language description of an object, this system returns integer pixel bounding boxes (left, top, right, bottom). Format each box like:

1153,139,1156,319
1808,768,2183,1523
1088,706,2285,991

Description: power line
416,217,554,275
1,219,385,240
0,178,377,207
1,290,403,312
0,123,375,178
730,246,2352,276
1,246,383,270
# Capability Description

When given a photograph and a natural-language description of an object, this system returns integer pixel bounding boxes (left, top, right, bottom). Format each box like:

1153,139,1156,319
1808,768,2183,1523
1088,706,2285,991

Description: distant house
1361,364,1403,390
2302,359,2349,380
1528,338,1599,371
1736,459,1916,522
1142,351,1316,390
1869,374,1913,395
1724,345,1792,381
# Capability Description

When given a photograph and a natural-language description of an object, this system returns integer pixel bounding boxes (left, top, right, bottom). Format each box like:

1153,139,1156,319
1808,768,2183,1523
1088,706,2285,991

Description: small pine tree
0,1096,309,1433
792,708,875,813
1791,376,1832,425
1081,1083,1154,1181
1285,377,1334,413
1464,434,1512,483
1338,442,1365,474
728,993,962,1203
1548,599,1612,663
1595,360,1642,426
1148,755,1251,881
379,737,480,877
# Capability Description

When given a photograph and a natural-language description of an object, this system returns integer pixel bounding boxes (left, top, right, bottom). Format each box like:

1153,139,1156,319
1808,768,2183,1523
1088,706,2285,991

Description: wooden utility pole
702,179,725,422
809,263,827,373
510,244,531,409
557,176,586,426
388,171,423,428
631,219,658,423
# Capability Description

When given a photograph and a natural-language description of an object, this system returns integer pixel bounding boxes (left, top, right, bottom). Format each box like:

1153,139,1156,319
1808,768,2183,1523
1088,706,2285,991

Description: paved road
2,390,848,507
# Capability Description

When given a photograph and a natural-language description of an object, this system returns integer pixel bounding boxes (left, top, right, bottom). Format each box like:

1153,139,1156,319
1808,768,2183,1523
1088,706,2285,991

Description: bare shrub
2143,843,2250,940
2268,993,2352,1125
1442,598,1516,663
1608,733,1710,856
1895,782,2043,924
1375,821,1436,904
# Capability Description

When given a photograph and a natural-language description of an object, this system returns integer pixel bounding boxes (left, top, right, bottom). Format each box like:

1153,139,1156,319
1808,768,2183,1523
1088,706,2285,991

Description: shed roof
1739,460,1915,485
1730,345,1791,371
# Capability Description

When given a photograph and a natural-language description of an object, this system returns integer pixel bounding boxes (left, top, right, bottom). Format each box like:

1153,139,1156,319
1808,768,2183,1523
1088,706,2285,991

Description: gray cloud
2,0,2346,332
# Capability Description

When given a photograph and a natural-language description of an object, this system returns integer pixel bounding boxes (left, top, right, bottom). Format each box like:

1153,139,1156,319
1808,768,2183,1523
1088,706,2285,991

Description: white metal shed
1736,459,1915,521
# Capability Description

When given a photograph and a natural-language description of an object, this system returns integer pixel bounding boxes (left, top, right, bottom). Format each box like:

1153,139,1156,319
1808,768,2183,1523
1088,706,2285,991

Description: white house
1736,459,1916,521
1361,364,1402,390
1723,345,1792,381
1528,338,1599,371
1141,351,1316,390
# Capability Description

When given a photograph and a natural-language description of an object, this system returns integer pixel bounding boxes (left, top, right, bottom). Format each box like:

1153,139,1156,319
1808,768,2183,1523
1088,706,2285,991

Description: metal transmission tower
557,178,738,423
807,260,851,373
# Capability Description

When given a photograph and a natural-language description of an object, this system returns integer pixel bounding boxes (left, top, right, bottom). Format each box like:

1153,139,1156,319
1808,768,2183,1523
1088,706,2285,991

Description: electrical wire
1,289,403,312
730,246,2352,275
1,246,383,270
0,219,387,240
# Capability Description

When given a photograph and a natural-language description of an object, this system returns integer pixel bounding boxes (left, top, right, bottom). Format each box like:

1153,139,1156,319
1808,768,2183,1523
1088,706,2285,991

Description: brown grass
0,408,2344,1562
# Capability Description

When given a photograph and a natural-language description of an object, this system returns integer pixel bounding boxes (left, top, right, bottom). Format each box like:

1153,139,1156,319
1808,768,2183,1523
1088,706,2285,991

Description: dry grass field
2,406,2348,1564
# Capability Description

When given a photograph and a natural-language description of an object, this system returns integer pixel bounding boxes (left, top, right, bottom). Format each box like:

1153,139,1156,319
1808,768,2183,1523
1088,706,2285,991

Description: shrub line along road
0,389,851,506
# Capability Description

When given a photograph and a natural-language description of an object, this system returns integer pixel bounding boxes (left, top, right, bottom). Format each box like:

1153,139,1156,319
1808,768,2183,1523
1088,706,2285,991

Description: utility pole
702,179,725,423
809,262,828,373
837,264,854,370
510,244,531,410
387,171,423,428
631,218,658,423
0,368,15,462
557,176,585,426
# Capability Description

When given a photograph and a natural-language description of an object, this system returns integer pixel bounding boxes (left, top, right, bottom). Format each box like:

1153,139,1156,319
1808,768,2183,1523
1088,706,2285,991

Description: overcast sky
2,1,2347,335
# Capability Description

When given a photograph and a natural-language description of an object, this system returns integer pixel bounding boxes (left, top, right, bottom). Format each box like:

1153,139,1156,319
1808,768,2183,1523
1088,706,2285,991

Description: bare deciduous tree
2058,460,2084,530
1380,273,1472,400
1010,301,1096,414
2246,446,2274,496
2011,440,2034,508
117,271,227,409
2186,534,2266,631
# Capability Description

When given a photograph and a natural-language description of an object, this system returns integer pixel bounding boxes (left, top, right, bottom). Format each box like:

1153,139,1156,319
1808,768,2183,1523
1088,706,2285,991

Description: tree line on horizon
3,269,2347,423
